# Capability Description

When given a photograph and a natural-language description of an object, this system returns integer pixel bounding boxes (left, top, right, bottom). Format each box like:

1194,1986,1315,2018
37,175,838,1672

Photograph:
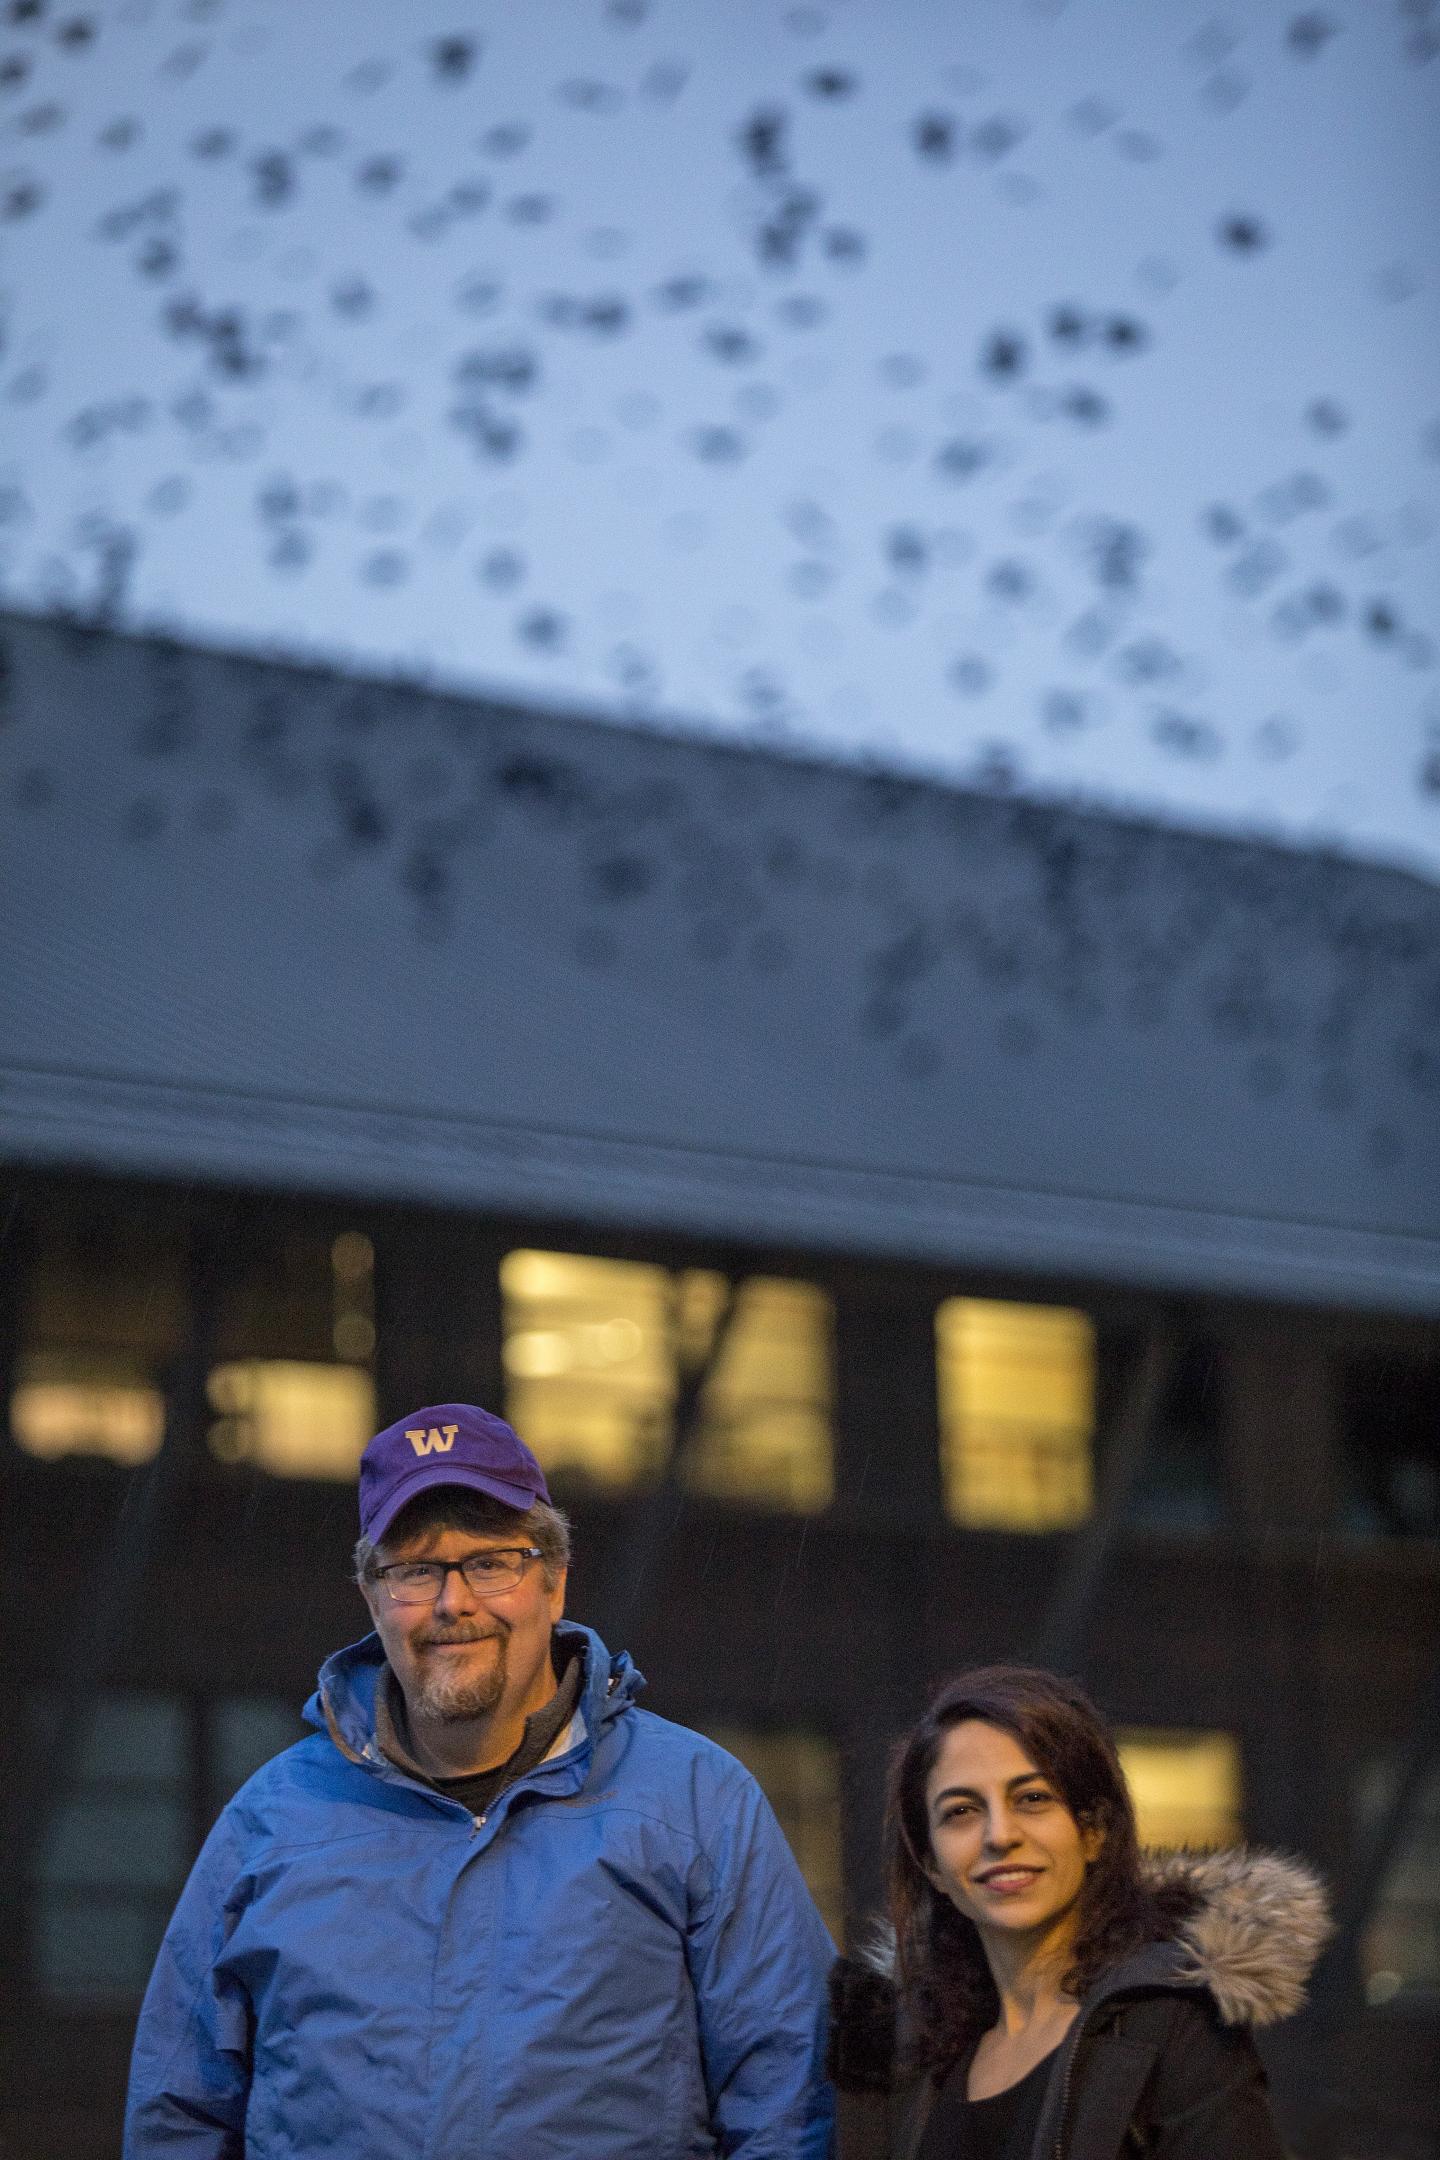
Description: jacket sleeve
1135,1996,1290,2160
684,1763,837,2158
124,1812,253,2159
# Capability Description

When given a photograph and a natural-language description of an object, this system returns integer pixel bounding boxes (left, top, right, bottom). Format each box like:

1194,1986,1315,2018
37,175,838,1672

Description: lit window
501,1251,675,1488
13,1208,184,1466
698,1723,843,1943
207,1360,375,1478
330,1231,376,1364
500,1250,833,1509
685,1276,834,1511
936,1298,1094,1530
12,1353,165,1465
29,1692,189,2002
1118,1729,1243,1850
1357,1759,1440,2006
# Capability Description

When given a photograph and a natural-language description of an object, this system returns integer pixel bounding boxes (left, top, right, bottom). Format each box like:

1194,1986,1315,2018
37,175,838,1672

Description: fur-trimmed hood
1139,1846,1330,2027
834,1845,1330,2095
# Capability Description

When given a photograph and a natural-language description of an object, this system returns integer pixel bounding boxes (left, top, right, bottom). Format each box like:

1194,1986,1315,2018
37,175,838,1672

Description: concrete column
831,1288,944,1522
372,1213,505,1425
831,1288,946,1934
1219,1320,1342,1533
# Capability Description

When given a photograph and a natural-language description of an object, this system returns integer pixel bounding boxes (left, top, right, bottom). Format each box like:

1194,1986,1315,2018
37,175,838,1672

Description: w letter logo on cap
406,1424,460,1457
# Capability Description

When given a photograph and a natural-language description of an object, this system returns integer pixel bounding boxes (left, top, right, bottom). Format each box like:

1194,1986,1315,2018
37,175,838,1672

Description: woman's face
923,1718,1102,1951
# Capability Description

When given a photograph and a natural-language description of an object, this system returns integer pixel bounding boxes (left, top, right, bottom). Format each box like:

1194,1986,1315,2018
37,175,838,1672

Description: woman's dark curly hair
885,1663,1174,2072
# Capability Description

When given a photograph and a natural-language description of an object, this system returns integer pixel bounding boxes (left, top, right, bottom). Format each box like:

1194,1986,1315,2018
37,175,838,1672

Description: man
125,1403,836,2157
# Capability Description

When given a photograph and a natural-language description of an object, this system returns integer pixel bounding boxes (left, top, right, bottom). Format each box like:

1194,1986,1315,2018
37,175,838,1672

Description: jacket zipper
1053,2020,1083,2160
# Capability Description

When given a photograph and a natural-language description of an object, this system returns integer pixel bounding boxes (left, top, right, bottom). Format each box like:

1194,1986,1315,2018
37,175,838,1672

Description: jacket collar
306,1618,644,1776
853,1845,1329,2034
870,1849,1330,2160
1022,1850,1330,2160
831,1843,1330,2123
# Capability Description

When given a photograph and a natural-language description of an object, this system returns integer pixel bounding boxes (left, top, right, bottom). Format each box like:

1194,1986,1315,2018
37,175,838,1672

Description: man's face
363,1521,567,1730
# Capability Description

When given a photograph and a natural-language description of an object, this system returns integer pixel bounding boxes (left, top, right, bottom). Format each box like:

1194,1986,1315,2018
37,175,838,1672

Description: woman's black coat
828,1848,1330,2160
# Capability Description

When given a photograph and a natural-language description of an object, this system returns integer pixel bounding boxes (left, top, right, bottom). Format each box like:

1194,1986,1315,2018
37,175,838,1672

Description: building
3,608,1439,2156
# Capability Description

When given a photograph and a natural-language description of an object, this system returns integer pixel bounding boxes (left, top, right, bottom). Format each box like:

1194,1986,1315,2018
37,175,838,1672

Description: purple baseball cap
359,1403,551,1547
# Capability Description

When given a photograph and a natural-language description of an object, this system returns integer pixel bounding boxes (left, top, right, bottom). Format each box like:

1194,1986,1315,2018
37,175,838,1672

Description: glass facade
1359,1760,1440,2006
12,1364,166,1465
11,1209,185,1467
501,1249,834,1510
683,1276,834,1511
205,1228,376,1477
1117,1728,1243,1851
206,1359,376,1478
1128,1337,1225,1532
936,1298,1095,1531
501,1249,675,1488
27,1692,190,2003
1340,1354,1440,1539
24,1689,309,2007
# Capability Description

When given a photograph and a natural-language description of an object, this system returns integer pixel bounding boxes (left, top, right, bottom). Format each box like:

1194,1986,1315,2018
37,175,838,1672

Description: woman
829,1664,1329,2158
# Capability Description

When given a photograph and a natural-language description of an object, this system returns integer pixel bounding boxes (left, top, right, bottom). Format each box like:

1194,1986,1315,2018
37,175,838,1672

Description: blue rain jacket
125,1621,836,2158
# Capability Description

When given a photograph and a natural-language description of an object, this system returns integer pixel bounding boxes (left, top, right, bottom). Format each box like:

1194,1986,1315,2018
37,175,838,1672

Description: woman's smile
972,1864,1044,1896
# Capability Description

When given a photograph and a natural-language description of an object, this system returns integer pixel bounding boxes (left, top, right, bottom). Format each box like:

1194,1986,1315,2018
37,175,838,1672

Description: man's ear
546,1566,568,1620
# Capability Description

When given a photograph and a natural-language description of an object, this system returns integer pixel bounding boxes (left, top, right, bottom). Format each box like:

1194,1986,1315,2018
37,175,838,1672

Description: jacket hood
305,1618,644,1765
833,1844,1329,2091
1139,1846,1330,2027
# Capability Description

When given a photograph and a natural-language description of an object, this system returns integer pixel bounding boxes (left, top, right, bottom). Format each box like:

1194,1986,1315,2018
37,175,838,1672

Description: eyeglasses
373,1546,542,1605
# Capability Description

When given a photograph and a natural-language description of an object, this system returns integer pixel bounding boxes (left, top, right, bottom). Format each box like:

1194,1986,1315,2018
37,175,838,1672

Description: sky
2,0,1438,875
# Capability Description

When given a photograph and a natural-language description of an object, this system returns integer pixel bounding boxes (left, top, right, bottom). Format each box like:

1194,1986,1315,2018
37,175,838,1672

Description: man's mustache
418,1623,508,1647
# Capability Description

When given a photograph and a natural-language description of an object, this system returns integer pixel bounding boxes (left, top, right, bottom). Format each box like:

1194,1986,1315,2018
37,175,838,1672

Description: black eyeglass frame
373,1545,543,1604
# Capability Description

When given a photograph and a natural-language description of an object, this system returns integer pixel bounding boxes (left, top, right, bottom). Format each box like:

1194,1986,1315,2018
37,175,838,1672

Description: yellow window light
501,1251,675,1489
937,1297,1095,1531
12,1355,166,1467
1119,1728,1243,1851
330,1232,374,1285
207,1360,375,1479
500,1251,834,1509
682,1275,834,1512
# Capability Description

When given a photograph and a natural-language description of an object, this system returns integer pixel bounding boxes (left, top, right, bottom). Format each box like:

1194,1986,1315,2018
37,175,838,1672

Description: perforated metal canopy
3,612,1437,1312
